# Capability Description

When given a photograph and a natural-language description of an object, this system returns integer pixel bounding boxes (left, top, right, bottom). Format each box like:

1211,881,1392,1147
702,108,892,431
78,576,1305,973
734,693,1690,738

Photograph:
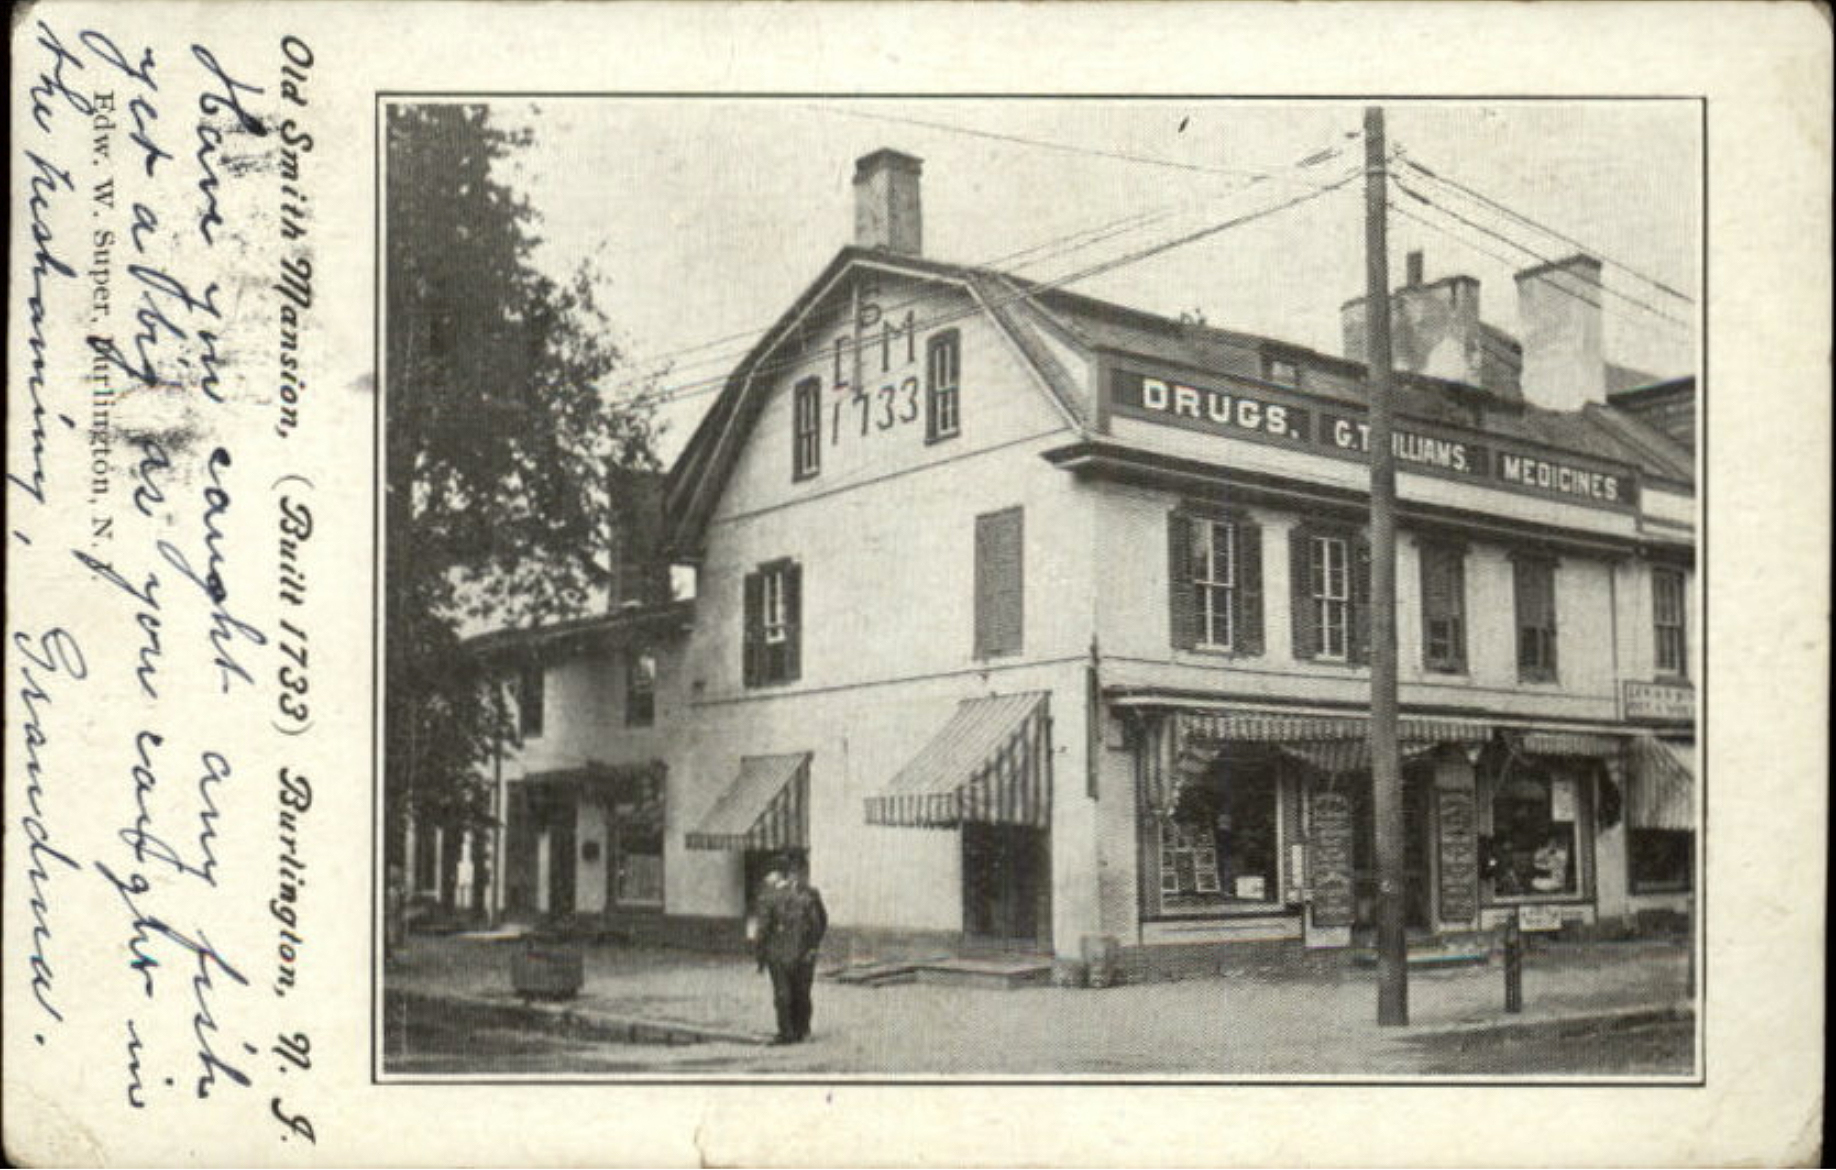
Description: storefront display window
1156,768,1281,913
1484,771,1582,899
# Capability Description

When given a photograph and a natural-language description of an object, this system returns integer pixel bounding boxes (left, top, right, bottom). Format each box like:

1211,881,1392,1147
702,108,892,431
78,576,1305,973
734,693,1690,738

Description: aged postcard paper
6,1,1828,1165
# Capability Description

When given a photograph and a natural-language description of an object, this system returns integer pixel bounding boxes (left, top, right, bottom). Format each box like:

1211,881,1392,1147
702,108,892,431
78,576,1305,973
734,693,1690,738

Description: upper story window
1652,567,1687,678
1168,508,1264,655
516,663,545,739
974,507,1024,659
1312,535,1351,660
1419,542,1468,674
926,330,961,442
792,377,822,481
625,651,657,727
1291,527,1369,664
1513,556,1559,682
743,559,802,687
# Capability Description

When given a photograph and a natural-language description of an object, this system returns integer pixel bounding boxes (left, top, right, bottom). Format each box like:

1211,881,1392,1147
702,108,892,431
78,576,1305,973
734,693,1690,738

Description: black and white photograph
378,97,1702,1080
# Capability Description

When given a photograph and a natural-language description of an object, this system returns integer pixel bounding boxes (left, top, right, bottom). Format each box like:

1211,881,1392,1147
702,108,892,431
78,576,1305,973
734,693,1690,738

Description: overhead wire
1387,184,1697,375
617,165,1363,412
1395,149,1695,305
802,103,1363,188
1389,175,1692,330
601,137,1363,405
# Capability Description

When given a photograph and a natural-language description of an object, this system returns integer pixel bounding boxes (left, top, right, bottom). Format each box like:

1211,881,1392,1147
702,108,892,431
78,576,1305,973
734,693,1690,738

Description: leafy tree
383,104,661,899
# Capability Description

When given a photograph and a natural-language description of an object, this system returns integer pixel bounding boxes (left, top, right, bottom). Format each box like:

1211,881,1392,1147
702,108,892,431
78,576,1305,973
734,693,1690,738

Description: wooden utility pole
1364,105,1408,1026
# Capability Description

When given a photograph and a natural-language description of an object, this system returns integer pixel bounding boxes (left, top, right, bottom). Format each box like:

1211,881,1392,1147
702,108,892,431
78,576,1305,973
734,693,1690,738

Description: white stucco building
444,149,1696,974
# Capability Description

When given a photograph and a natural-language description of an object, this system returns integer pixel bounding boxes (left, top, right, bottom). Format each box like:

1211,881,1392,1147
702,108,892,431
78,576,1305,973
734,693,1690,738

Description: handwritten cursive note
9,12,322,1147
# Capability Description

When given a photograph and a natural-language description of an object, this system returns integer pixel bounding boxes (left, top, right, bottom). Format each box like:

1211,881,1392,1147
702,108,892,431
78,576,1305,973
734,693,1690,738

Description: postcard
6,2,1828,1165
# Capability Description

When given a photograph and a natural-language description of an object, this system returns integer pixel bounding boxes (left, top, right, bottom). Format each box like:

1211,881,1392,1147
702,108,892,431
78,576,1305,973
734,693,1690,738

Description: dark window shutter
975,508,1024,658
1235,517,1264,656
783,563,803,681
1350,536,1373,665
1289,526,1315,660
1421,544,1467,671
742,571,763,687
1419,544,1441,668
1168,511,1197,650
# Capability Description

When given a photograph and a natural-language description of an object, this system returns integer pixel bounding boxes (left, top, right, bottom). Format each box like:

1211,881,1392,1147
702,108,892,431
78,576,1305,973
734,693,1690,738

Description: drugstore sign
1108,367,1639,510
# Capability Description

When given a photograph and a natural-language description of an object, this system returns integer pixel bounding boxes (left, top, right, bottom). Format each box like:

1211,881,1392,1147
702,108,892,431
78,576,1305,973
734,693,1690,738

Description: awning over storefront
1519,731,1624,759
1148,710,1493,811
1628,736,1695,831
1174,710,1494,747
1276,739,1448,777
864,692,1051,829
685,753,810,851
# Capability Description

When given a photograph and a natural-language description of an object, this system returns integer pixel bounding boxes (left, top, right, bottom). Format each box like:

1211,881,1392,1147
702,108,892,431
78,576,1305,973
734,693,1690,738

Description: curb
1406,1001,1695,1044
389,989,774,1047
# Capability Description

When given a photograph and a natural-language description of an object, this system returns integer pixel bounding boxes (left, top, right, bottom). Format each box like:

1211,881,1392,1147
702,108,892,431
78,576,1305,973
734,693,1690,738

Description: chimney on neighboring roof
1515,254,1606,412
1343,251,1517,398
853,149,923,256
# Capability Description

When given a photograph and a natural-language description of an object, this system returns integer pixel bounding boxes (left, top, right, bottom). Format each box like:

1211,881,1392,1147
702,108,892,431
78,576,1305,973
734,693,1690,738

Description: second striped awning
685,752,810,851
864,692,1052,829
1628,736,1695,831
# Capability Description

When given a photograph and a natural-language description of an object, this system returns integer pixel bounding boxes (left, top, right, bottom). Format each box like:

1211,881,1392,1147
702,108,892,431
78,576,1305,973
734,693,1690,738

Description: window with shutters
516,663,545,739
1311,534,1351,661
1169,507,1263,657
1419,542,1467,673
974,507,1024,659
792,377,822,481
743,559,801,687
1193,518,1237,650
1290,526,1369,664
926,331,961,442
1652,567,1687,678
1513,556,1558,681
625,651,656,727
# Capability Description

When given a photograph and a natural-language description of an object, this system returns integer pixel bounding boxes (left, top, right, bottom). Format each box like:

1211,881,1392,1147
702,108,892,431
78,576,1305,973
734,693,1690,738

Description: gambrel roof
662,246,1695,557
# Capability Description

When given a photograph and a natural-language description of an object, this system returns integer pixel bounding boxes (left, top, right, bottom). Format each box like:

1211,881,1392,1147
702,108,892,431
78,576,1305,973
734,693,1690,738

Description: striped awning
864,692,1051,829
1628,736,1694,831
1174,710,1494,747
1520,731,1624,759
1149,710,1493,811
1278,739,1447,777
685,753,809,851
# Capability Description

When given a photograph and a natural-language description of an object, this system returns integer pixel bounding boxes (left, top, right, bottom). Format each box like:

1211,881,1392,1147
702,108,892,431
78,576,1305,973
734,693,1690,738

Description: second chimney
1515,255,1605,412
853,149,923,256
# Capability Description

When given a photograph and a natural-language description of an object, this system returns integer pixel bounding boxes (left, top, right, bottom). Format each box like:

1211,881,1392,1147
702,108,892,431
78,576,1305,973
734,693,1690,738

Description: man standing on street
755,860,827,1044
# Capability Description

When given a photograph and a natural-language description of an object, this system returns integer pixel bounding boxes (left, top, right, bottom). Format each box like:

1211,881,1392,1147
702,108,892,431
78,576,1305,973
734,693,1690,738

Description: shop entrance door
547,805,576,918
1353,769,1437,935
962,824,1050,953
1403,773,1434,931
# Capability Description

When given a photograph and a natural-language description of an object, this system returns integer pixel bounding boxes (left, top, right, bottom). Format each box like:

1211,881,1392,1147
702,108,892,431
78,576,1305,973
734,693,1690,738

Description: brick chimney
1342,251,1519,399
1515,255,1605,412
853,149,923,256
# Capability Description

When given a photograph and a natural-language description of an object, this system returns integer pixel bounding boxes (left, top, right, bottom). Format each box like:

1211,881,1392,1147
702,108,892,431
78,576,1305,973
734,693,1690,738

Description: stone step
909,957,1055,990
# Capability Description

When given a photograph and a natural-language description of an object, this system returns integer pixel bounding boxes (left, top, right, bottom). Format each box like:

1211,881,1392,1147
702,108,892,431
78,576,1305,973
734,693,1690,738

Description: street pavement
382,933,1694,1077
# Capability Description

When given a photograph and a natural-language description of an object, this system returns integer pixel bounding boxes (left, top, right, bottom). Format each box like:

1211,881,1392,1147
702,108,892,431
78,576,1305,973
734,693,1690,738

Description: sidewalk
383,933,1693,1076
